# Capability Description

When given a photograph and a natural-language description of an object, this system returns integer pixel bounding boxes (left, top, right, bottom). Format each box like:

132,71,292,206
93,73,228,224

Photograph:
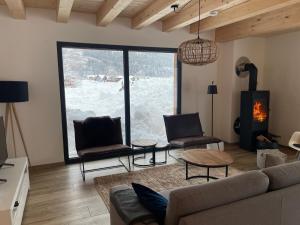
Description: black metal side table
150,142,169,165
131,139,157,167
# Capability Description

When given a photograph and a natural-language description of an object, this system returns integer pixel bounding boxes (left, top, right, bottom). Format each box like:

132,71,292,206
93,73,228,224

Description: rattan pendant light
178,0,218,66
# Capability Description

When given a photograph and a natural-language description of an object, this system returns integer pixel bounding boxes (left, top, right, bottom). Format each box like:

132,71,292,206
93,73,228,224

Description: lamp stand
211,94,214,136
4,103,31,166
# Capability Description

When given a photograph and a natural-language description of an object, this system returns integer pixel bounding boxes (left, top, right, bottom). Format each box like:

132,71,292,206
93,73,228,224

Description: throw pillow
132,183,168,225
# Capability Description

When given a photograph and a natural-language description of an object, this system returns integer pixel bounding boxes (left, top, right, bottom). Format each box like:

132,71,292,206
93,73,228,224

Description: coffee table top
131,139,157,148
182,149,234,167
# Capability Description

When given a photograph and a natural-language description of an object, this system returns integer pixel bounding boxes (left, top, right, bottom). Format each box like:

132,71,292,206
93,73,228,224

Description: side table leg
207,167,210,182
152,147,156,166
186,162,189,180
132,148,135,166
225,165,228,177
165,148,168,163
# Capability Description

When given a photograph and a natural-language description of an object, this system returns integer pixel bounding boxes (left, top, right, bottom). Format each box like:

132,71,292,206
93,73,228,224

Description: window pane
62,48,125,158
129,51,176,143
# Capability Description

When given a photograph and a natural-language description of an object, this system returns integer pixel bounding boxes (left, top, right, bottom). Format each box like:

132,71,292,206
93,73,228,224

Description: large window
61,48,125,158
57,42,181,163
129,51,177,143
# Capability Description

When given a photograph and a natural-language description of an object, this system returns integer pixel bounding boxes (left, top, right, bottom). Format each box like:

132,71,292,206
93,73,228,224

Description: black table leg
207,167,210,182
225,165,228,177
186,162,189,180
152,147,156,166
165,149,168,163
132,149,135,166
185,164,229,181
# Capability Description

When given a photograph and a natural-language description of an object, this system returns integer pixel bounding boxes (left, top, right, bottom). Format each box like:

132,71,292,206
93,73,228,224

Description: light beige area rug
94,156,257,208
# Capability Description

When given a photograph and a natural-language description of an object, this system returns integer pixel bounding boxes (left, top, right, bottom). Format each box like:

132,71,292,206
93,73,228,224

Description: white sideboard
0,158,30,225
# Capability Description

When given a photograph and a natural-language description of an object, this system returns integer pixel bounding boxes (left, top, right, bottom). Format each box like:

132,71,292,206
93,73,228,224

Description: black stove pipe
244,63,258,91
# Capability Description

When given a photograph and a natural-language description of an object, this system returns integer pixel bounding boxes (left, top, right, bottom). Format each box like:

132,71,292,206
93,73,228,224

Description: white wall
215,38,266,143
0,7,218,165
215,41,234,142
264,31,300,145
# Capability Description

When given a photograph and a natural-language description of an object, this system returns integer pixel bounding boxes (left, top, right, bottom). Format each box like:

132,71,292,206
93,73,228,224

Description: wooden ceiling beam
190,0,300,33
162,0,248,32
57,0,75,23
215,3,300,42
97,0,133,26
3,0,25,19
132,0,190,29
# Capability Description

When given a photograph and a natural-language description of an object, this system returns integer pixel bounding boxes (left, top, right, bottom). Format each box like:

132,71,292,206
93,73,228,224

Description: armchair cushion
77,144,131,158
74,116,123,151
170,136,220,148
163,113,203,142
83,116,115,147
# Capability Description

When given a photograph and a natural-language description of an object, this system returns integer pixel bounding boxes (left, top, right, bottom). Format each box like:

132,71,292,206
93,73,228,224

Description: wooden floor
23,145,296,225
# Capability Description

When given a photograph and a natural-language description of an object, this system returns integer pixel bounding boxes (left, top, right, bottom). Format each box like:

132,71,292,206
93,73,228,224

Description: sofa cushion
262,161,300,191
132,183,168,225
77,144,131,157
110,185,156,225
170,136,220,148
165,171,269,225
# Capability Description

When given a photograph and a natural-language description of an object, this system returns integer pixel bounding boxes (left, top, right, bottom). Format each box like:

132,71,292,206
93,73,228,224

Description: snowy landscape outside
62,48,176,157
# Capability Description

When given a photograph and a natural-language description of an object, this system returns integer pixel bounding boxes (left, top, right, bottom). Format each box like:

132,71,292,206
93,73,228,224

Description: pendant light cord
197,0,200,39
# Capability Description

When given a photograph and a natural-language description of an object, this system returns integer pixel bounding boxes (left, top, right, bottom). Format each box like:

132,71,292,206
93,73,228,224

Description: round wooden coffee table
181,149,234,181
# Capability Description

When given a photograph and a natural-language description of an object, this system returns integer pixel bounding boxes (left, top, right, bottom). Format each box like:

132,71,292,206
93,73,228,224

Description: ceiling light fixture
177,0,218,66
171,4,179,12
209,10,219,17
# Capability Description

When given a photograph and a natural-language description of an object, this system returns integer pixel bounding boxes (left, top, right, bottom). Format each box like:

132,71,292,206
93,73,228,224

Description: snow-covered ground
65,77,174,157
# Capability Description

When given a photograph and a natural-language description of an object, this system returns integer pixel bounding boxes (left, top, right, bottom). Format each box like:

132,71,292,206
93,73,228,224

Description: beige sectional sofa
110,161,300,225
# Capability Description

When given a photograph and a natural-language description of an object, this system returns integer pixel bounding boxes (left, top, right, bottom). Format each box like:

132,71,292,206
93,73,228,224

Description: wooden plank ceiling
1,0,300,42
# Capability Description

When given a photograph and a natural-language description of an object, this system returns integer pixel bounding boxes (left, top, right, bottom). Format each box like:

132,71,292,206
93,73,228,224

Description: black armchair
163,113,221,150
74,116,131,181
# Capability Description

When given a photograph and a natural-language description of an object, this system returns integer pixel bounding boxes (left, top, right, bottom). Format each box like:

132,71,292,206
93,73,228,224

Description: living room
0,0,300,225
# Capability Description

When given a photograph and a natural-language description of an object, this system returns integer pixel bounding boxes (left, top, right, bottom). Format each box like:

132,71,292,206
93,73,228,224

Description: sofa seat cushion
165,171,269,225
262,161,300,191
170,136,220,148
78,144,131,157
110,185,156,225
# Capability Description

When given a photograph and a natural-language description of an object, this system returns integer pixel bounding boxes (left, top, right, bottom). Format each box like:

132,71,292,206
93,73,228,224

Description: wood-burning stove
240,91,270,151
235,57,272,151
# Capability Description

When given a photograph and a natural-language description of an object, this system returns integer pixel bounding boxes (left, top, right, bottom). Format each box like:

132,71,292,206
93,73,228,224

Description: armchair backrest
73,116,123,151
163,113,203,142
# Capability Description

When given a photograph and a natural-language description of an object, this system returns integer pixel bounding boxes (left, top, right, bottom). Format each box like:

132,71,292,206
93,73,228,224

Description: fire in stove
253,101,267,123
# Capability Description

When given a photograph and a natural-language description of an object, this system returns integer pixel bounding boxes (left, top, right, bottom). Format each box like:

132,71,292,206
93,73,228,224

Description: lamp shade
0,81,29,102
207,83,217,94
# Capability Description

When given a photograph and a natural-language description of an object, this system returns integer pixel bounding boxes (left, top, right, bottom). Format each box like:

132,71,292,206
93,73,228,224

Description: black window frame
57,41,182,164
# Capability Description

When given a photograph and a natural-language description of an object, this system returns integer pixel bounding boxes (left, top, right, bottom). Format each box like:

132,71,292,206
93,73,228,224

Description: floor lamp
0,81,31,165
207,81,218,136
